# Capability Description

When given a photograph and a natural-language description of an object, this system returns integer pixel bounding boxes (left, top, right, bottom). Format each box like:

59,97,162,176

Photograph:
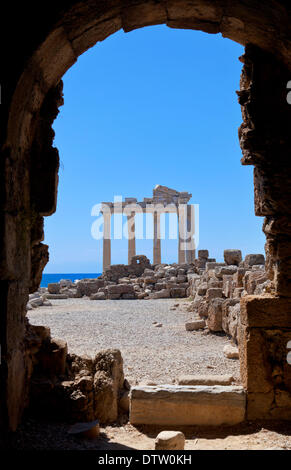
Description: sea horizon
41,273,102,288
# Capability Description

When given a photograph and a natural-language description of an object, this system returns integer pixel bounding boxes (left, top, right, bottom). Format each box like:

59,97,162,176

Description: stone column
178,205,187,264
127,212,136,265
186,204,196,263
103,212,111,272
153,212,161,265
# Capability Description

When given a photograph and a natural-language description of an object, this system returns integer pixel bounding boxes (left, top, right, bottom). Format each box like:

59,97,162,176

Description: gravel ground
28,298,240,384
3,419,291,450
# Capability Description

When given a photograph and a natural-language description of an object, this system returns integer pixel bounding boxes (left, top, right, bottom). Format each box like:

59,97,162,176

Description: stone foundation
130,385,246,426
239,296,291,420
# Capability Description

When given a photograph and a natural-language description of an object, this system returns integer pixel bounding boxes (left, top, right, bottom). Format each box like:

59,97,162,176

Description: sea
41,273,102,288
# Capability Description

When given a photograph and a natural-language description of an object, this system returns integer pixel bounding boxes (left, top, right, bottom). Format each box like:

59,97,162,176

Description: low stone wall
34,253,217,304
130,385,246,426
186,249,268,344
36,255,198,303
25,322,129,424
30,252,268,346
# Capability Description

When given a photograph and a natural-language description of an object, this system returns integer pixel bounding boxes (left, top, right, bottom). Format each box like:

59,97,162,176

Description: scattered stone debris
30,249,267,319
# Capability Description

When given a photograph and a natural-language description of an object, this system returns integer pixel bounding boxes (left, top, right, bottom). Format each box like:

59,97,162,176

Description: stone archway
1,0,291,432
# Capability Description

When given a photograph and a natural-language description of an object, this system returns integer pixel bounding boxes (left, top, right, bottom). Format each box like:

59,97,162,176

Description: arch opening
1,0,291,436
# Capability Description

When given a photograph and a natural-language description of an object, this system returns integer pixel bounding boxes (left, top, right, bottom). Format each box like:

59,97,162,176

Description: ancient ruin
38,248,268,341
0,0,291,448
24,247,269,429
100,185,195,271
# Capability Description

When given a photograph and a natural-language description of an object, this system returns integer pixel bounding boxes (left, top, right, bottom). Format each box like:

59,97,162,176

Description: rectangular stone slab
240,295,291,328
177,375,234,386
130,385,246,426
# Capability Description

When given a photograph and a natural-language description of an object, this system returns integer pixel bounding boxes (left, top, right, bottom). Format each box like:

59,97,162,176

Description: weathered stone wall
187,250,269,340
237,45,291,420
26,322,128,424
1,0,291,432
238,44,291,298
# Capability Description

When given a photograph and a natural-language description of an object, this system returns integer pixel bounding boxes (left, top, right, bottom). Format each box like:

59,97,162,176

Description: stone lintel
130,385,246,426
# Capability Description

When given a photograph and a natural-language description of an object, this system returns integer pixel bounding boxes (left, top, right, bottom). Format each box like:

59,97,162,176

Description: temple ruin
100,185,195,272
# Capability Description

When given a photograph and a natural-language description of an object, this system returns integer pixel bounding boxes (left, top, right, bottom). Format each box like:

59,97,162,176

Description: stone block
224,250,242,266
108,293,121,300
90,292,106,300
63,288,78,298
170,287,186,298
108,283,134,295
155,431,185,450
240,295,291,328
45,294,68,300
144,276,156,285
215,266,238,279
206,288,223,301
150,289,170,299
198,300,208,318
177,268,186,275
206,262,225,272
137,292,146,299
94,349,124,424
245,270,268,295
185,320,206,331
233,268,246,288
245,254,265,266
208,279,223,289
60,279,74,288
207,299,224,331
222,274,234,295
198,250,209,259
177,375,234,386
197,283,207,296
47,283,60,294
30,297,44,308
130,385,246,426
222,299,240,340
122,293,136,299
76,279,105,297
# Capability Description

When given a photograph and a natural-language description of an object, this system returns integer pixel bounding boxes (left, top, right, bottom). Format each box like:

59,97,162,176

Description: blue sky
44,25,265,273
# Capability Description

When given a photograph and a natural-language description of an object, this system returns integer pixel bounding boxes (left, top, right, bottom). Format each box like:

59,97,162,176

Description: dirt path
28,298,240,384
